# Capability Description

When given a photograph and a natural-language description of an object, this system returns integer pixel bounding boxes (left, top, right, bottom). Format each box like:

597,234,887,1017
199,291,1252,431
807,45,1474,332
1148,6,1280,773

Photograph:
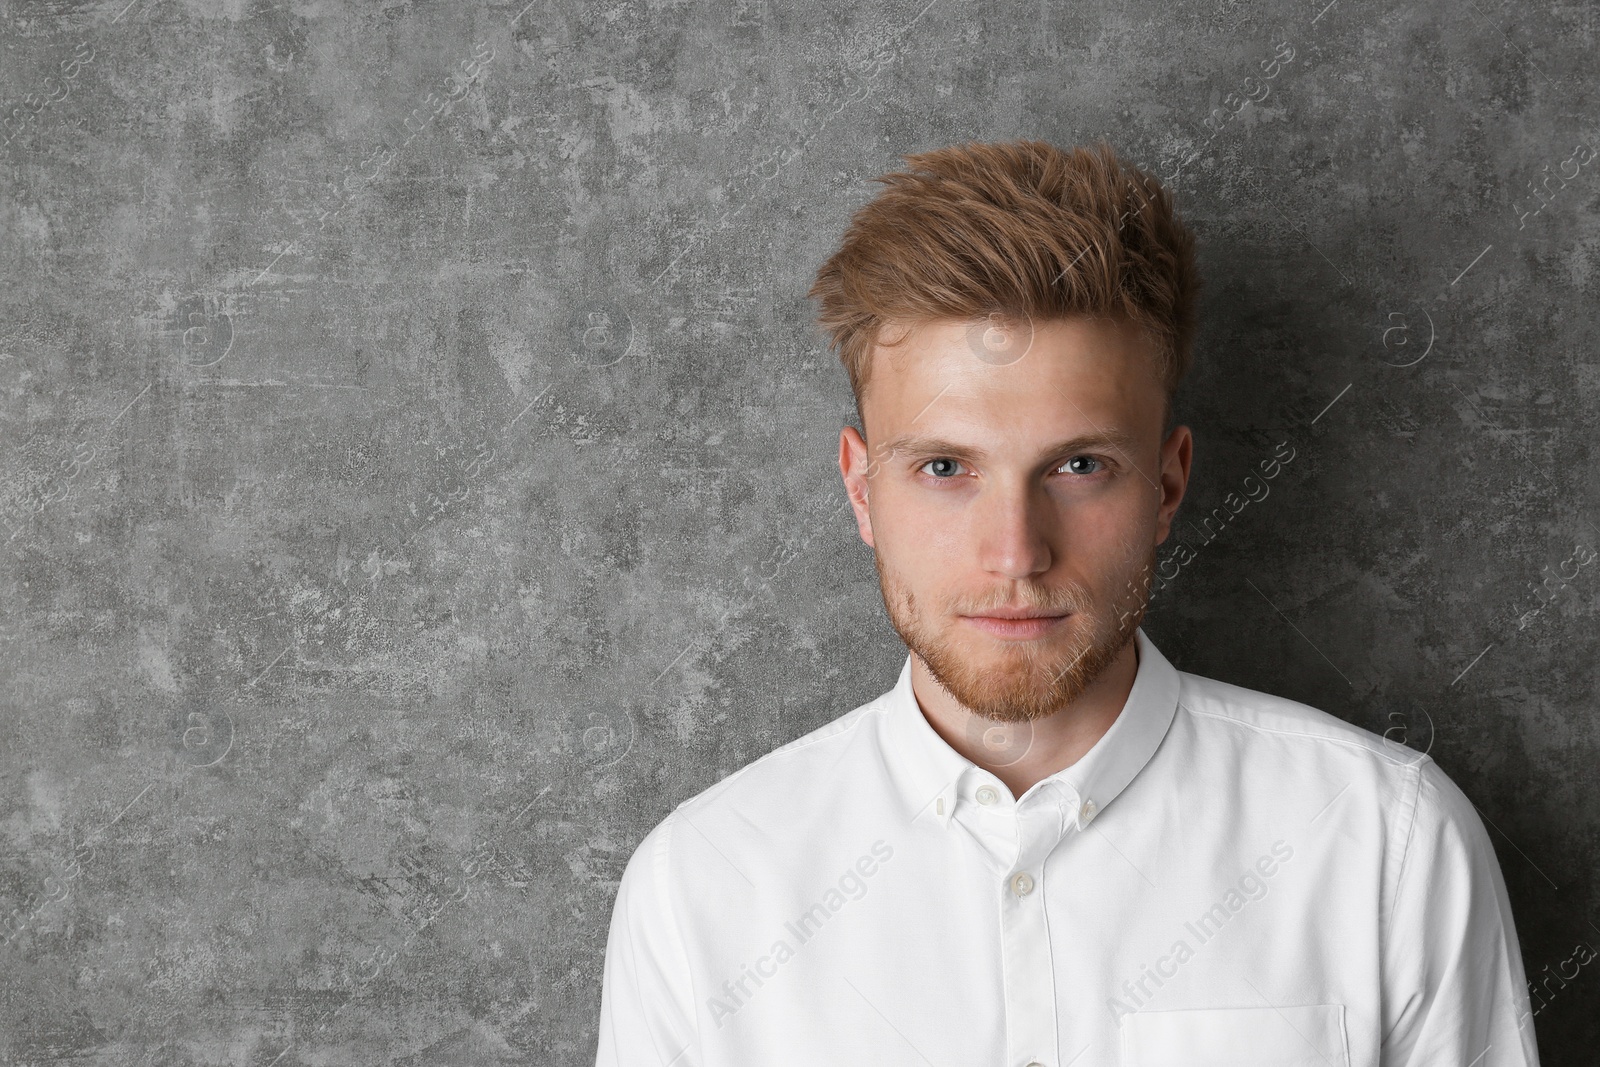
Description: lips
968,608,1069,620
960,610,1071,639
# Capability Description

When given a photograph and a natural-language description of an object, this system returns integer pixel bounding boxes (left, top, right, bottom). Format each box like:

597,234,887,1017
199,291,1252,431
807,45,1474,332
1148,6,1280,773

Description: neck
909,637,1141,800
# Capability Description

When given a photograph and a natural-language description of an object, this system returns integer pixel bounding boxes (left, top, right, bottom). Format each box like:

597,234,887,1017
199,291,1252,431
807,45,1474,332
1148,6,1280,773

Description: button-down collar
880,626,1180,834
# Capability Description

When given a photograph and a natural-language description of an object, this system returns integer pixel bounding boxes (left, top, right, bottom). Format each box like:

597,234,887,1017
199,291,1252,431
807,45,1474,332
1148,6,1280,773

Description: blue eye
1060,455,1103,475
920,458,965,478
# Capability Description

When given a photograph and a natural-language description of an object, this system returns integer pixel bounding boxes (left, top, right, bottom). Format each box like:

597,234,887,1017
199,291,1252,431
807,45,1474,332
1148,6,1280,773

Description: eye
919,458,966,479
1058,455,1104,476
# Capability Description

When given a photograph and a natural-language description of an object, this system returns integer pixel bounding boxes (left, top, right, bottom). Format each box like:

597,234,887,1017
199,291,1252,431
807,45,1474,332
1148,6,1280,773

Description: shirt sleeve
595,808,702,1067
1379,755,1542,1067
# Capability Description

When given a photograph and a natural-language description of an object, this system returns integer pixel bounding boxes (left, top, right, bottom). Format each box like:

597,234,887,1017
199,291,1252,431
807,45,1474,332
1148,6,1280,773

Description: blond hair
809,139,1201,427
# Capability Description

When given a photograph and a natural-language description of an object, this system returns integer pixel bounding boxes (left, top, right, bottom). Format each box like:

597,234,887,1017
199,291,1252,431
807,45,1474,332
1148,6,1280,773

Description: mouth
959,610,1072,640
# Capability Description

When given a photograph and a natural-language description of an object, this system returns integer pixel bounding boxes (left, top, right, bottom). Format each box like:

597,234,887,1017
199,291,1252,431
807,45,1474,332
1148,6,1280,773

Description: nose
976,479,1054,580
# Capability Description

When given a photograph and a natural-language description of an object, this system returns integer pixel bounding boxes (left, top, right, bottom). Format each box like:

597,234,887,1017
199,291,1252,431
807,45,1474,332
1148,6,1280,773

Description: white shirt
596,627,1541,1067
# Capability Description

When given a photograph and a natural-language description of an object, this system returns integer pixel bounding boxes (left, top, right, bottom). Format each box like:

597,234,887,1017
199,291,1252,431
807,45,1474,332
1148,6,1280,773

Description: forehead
859,315,1166,445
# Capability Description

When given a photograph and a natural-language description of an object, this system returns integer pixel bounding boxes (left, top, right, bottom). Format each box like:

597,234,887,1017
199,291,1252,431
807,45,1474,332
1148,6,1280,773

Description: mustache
951,583,1091,616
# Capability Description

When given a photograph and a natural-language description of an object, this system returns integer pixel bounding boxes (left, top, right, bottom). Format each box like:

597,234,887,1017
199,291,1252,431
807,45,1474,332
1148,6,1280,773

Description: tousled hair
808,139,1201,429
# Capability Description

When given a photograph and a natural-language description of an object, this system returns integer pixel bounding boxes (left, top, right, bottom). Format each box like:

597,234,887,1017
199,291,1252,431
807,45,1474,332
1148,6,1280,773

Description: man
595,140,1541,1066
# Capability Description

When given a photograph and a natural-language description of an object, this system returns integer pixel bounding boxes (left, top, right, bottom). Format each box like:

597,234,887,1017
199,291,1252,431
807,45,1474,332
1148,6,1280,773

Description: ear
839,425,875,548
1154,424,1193,546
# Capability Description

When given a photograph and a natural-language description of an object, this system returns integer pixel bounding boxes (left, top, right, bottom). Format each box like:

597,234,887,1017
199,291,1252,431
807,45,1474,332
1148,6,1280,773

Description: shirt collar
877,626,1180,832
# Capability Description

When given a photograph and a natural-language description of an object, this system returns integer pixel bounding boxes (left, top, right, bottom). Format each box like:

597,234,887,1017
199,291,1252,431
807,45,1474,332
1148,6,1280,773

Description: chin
960,618,1079,654
914,607,1134,723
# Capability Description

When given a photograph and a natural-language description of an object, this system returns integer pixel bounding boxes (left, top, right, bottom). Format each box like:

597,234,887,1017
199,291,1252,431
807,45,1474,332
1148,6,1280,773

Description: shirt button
1011,871,1035,897
976,785,999,805
1081,799,1098,823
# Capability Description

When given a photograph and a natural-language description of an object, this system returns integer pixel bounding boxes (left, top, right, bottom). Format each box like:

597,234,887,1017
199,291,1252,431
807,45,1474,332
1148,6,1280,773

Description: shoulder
1166,669,1464,912
1175,668,1425,774
1394,750,1499,882
1167,667,1440,836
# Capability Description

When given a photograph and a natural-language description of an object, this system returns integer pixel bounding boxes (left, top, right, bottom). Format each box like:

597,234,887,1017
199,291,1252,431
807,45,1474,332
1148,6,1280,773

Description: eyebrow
875,428,1144,468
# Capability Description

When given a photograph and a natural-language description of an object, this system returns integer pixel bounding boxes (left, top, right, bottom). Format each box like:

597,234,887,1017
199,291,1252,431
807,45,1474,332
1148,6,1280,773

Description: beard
874,543,1154,726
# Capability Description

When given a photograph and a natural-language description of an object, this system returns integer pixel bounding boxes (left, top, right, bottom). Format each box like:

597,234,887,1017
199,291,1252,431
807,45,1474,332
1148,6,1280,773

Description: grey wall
1,0,1596,1062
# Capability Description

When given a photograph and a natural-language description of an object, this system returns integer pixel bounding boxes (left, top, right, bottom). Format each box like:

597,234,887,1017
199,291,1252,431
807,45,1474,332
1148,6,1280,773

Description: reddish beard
873,548,1152,723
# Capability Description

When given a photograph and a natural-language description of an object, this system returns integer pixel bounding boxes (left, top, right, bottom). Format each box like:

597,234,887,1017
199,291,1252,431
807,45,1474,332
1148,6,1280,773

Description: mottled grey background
1,0,1596,1062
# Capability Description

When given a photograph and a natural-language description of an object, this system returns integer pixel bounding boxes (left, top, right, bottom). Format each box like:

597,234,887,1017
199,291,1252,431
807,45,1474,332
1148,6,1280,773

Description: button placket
1000,796,1062,1067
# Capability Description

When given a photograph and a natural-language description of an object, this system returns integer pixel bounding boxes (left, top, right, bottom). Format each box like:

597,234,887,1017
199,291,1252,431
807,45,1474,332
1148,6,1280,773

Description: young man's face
839,314,1192,723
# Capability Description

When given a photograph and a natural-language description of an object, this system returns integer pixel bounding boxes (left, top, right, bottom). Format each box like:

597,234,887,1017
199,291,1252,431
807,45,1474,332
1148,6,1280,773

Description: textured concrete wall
1,0,1596,1062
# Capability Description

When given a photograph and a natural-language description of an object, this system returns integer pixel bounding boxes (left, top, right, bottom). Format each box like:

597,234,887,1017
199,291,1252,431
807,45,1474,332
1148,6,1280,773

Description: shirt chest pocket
1120,1004,1350,1067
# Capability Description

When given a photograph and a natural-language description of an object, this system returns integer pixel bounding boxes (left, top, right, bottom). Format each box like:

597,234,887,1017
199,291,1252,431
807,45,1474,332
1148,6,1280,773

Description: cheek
871,482,966,546
869,487,971,585
1046,485,1155,552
